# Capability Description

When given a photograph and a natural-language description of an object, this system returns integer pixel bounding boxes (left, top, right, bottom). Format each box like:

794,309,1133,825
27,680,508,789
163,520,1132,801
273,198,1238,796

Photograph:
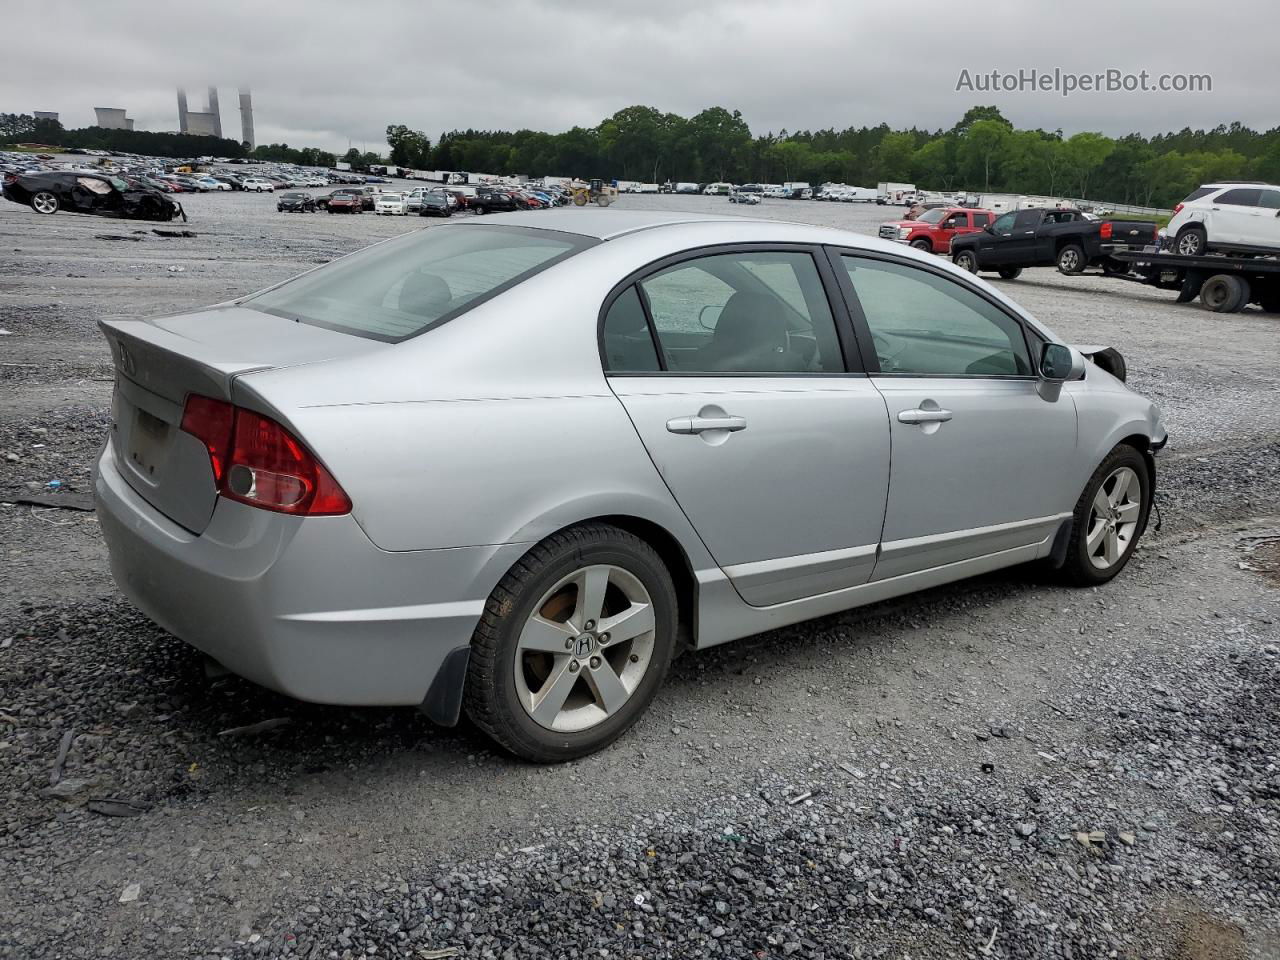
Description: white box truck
877,182,916,205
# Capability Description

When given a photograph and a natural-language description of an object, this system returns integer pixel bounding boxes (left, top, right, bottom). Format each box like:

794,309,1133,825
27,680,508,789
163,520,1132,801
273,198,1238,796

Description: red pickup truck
878,206,995,254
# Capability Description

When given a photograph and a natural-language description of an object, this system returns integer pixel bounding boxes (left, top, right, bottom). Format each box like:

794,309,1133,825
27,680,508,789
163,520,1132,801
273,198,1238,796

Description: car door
831,251,1078,580
1006,209,1047,264
974,211,1018,264
602,247,891,606
1257,189,1280,246
1209,188,1262,246
949,210,986,249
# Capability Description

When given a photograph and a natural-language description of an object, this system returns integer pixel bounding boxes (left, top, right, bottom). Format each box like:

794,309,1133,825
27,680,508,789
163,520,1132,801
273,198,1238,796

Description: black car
469,190,519,215
277,192,317,213
2,171,185,222
417,192,452,218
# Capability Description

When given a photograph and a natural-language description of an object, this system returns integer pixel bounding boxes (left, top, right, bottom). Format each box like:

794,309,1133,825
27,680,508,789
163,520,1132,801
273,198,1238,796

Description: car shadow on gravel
1,559,1062,816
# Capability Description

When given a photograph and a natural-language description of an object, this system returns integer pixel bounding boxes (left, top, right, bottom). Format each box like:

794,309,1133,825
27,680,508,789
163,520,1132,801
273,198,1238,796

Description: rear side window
602,286,660,372
1181,187,1217,203
248,225,594,342
1013,210,1043,229
1216,188,1262,206
973,213,991,227
632,251,844,375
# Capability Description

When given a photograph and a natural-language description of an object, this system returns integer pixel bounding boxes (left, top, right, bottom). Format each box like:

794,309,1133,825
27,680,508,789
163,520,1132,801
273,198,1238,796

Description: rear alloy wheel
953,249,978,273
1200,274,1250,313
1057,244,1086,274
997,267,1023,280
31,191,59,215
1060,446,1150,585
1176,225,1207,257
464,523,678,762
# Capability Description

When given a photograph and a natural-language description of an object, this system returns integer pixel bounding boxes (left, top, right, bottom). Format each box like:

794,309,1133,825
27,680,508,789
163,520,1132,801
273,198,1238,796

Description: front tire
910,239,932,252
1059,445,1150,586
464,523,678,763
31,191,59,214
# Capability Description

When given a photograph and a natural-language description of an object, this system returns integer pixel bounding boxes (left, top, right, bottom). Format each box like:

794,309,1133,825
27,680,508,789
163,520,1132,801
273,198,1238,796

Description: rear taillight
2,173,16,185
1100,222,1113,240
1173,203,1184,215
180,396,351,516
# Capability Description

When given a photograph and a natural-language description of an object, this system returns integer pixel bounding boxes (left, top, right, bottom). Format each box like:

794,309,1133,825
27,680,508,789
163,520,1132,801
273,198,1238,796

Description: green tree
1062,132,1115,198
871,131,916,181
385,125,431,169
959,119,1011,192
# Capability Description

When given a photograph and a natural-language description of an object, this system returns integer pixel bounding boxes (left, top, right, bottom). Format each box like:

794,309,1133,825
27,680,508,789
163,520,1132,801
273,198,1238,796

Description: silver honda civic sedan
95,209,1166,761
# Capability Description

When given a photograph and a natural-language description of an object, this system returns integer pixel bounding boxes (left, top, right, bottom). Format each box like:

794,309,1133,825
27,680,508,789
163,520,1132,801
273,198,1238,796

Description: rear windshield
246,224,595,342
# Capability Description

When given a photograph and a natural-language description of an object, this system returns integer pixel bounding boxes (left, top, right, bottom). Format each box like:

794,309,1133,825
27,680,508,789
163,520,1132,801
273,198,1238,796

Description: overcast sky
8,0,1276,154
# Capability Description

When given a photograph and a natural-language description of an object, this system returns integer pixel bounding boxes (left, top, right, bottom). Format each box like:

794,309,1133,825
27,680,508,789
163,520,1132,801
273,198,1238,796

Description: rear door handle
897,408,953,425
666,415,747,435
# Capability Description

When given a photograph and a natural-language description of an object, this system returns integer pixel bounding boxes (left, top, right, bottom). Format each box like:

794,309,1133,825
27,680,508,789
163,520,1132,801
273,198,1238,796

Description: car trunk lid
99,306,384,534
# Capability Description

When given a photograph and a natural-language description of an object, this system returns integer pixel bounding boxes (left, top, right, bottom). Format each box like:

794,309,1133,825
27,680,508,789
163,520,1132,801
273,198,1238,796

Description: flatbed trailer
1106,246,1280,314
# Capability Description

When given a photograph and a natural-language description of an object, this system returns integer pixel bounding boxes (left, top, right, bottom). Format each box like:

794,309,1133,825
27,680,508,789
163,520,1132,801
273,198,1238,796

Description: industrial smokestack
238,88,255,150
177,88,189,133
207,87,222,139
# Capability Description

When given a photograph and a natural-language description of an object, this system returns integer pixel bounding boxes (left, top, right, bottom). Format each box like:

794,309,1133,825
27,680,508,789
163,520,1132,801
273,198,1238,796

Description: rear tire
31,191,59,214
997,267,1023,280
1175,225,1207,257
464,523,678,762
1200,274,1249,313
953,249,978,273
1056,244,1085,274
1059,445,1151,586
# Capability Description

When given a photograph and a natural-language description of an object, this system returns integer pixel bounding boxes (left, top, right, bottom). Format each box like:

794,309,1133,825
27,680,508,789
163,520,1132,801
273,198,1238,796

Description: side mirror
1037,343,1086,401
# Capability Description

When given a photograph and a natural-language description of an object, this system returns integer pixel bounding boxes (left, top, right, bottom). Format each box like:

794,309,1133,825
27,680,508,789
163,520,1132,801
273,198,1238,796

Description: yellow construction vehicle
570,178,617,207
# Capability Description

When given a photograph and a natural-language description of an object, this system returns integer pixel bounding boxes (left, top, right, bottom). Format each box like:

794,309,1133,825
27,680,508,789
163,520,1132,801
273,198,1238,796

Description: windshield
247,225,596,342
916,208,948,224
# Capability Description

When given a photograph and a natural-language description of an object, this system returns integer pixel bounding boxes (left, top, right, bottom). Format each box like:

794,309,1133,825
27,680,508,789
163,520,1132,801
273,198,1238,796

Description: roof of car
472,209,751,240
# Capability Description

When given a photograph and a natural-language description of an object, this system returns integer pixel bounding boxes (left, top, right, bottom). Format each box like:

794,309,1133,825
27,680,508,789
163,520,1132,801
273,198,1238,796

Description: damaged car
2,171,186,222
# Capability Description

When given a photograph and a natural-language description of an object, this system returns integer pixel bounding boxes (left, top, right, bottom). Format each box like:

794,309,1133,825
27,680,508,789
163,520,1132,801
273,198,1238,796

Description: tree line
389,105,1280,209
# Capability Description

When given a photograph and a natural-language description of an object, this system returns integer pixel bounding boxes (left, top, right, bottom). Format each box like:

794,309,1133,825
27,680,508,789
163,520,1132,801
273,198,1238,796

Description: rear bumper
95,439,526,708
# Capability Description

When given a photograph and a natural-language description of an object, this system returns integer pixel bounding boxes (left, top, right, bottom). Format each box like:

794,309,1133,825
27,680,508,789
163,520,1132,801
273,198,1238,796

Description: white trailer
675,182,700,194
877,182,916,204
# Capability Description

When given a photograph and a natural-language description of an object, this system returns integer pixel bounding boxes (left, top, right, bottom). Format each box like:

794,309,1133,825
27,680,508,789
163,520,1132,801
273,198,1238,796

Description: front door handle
667,415,747,435
897,407,953,425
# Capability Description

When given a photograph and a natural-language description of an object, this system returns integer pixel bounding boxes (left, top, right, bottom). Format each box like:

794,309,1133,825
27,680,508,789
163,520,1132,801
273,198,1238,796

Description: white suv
242,177,275,193
1168,182,1280,256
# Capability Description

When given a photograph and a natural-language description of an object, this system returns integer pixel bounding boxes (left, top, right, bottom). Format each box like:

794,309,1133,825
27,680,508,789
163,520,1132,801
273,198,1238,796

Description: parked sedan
95,211,1165,763
324,191,362,213
374,193,408,216
277,192,317,213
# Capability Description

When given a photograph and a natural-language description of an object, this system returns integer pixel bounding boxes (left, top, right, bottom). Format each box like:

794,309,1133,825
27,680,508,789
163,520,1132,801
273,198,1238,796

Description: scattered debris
5,493,95,512
49,728,74,785
216,717,292,737
40,777,96,801
1118,831,1137,847
95,234,143,242
118,883,141,904
416,949,458,959
152,229,197,238
88,798,153,818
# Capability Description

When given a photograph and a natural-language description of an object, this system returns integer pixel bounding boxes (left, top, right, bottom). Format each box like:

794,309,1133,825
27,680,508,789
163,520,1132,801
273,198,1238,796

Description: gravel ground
1,184,1277,960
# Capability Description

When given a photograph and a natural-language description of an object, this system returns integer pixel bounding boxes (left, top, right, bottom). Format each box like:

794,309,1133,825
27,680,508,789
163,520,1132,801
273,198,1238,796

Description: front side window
249,225,594,342
842,256,1032,377
629,251,843,374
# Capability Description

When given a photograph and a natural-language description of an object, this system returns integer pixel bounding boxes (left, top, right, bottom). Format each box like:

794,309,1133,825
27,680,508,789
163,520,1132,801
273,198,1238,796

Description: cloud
7,0,1275,154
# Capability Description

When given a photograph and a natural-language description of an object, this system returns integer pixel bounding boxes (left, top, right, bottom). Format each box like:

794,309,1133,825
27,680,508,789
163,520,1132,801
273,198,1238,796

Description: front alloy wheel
1084,467,1142,570
464,523,678,762
1060,445,1150,585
